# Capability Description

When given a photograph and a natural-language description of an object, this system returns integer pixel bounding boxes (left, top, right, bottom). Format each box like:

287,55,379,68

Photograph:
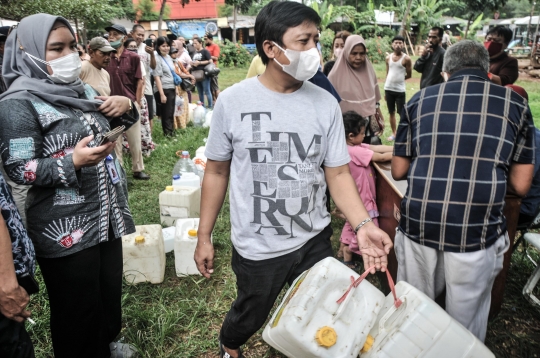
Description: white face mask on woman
272,42,320,81
334,48,343,59
26,52,82,84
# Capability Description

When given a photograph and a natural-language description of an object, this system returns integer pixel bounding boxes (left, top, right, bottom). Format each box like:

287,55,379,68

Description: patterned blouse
0,85,137,258
0,172,35,275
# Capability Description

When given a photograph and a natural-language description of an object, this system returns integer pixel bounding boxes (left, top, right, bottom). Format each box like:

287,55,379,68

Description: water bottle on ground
193,101,206,127
172,151,199,178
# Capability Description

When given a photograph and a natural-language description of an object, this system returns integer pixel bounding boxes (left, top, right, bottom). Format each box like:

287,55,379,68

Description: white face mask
26,52,82,84
334,48,343,58
272,42,320,81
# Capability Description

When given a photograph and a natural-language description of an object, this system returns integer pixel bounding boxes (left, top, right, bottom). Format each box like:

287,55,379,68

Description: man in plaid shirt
392,40,535,341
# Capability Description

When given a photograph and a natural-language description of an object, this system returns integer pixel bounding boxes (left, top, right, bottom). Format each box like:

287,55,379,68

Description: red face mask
484,41,503,57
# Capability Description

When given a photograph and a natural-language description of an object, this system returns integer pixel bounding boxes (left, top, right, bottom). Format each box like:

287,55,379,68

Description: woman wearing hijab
328,35,384,144
170,47,195,129
174,39,193,102
0,14,138,358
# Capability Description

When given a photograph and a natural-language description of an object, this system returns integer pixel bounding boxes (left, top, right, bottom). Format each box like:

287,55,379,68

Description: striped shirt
394,69,535,252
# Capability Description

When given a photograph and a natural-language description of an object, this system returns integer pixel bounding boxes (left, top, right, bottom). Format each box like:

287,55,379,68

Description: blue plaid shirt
394,69,535,252
0,172,35,276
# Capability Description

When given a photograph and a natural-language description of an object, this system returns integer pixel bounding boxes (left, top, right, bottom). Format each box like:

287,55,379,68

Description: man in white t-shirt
194,2,393,357
131,24,156,121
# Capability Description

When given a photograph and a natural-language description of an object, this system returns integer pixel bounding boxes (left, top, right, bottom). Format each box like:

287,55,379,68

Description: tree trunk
232,5,237,44
464,13,474,39
82,25,88,49
158,0,167,37
400,0,414,37
526,2,536,46
74,18,80,43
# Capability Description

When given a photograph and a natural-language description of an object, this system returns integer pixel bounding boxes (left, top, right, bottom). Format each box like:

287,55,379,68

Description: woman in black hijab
0,14,138,358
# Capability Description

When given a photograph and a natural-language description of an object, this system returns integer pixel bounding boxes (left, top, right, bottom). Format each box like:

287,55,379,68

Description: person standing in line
191,37,213,108
131,25,157,126
485,26,519,86
392,40,535,342
174,39,193,102
187,34,198,59
124,38,155,157
153,36,177,136
384,35,411,141
323,30,350,76
0,26,30,228
328,35,385,145
105,24,150,180
80,37,115,96
0,170,36,358
0,14,139,357
194,2,392,357
170,47,195,129
414,26,445,89
205,33,221,102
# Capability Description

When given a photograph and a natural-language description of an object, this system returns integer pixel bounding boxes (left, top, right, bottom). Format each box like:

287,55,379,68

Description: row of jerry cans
121,219,212,285
263,257,494,358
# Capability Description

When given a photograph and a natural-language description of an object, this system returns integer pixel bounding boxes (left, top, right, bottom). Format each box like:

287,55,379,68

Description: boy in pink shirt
340,111,393,268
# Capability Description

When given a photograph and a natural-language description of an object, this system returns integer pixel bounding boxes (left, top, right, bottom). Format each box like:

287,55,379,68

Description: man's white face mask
272,42,319,82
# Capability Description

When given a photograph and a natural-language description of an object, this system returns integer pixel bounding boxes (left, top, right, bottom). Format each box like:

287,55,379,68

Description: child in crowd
340,111,393,269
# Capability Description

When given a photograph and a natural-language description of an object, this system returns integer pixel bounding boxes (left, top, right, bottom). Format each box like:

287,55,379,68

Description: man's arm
194,159,231,278
385,55,390,77
325,164,393,273
494,57,519,86
136,78,144,105
404,56,412,79
0,215,31,323
507,163,534,197
145,47,156,70
391,156,411,180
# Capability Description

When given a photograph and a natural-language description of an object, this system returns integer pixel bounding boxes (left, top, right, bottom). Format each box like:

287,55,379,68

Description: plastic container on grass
122,225,166,284
159,185,201,227
173,150,198,178
262,257,385,358
360,281,494,358
193,101,205,127
174,218,213,276
162,226,176,253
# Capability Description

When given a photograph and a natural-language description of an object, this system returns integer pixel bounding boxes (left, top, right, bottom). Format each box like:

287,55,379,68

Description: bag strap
159,54,179,78
336,266,402,309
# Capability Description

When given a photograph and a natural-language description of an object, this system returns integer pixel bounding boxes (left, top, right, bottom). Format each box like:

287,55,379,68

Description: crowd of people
0,1,537,358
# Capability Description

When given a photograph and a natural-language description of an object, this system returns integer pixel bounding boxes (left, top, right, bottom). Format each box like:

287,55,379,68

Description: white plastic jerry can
159,185,201,227
174,218,213,276
121,225,166,285
162,226,176,253
360,281,495,358
262,257,385,358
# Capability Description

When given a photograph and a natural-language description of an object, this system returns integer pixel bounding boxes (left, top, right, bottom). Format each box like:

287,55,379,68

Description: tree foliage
0,0,133,22
136,0,171,21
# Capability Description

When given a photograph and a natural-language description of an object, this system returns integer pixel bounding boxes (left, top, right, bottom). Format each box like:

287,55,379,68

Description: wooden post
406,30,416,56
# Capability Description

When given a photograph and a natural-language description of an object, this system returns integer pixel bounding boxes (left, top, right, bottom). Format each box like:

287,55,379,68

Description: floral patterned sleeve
0,99,81,188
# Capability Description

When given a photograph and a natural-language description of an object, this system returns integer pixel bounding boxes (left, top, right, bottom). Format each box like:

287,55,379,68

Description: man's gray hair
442,40,490,74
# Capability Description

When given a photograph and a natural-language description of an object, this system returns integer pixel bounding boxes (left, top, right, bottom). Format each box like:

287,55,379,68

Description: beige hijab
328,35,381,117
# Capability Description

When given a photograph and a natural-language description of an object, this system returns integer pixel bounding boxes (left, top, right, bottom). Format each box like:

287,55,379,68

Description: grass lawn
28,66,540,358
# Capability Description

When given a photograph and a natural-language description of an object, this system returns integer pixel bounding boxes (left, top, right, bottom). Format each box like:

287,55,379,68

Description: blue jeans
196,77,213,108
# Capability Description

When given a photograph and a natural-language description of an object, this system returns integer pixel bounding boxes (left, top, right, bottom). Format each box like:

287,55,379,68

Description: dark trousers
220,225,333,349
0,314,35,358
154,88,176,136
37,238,123,358
144,94,154,120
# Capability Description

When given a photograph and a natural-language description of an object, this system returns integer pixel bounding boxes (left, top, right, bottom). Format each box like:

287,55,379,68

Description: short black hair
431,27,444,38
487,25,513,44
206,33,213,40
193,37,203,45
255,1,321,65
343,111,368,137
392,35,405,43
154,36,170,51
132,24,145,33
124,38,136,49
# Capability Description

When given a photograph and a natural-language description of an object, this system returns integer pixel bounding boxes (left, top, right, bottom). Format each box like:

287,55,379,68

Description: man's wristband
353,218,373,235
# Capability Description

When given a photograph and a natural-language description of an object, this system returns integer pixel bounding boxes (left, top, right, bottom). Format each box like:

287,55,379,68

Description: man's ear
263,40,279,61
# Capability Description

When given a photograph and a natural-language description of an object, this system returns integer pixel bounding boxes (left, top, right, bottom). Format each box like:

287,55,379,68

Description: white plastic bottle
174,218,212,276
172,151,198,179
193,101,206,127
172,174,181,186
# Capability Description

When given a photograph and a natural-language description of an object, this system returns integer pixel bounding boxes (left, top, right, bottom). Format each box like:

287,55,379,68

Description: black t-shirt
192,49,211,71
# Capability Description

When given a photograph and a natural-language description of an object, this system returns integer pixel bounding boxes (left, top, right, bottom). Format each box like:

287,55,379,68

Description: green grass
28,65,540,358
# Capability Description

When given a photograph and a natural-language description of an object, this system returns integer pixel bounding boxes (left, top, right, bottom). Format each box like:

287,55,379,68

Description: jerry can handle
336,267,402,309
378,295,406,332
